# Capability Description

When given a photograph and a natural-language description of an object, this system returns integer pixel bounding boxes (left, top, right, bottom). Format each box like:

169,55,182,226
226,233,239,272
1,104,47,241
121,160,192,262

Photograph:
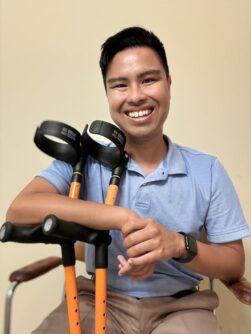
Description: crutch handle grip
42,215,111,246
0,222,63,244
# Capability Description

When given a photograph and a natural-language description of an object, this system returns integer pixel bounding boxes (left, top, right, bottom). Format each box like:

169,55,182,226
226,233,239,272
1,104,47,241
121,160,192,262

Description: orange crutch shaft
95,154,128,334
63,158,85,334
64,257,81,333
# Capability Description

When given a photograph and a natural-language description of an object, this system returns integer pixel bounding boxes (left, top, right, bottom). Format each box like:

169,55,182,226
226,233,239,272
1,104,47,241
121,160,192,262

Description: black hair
99,26,169,87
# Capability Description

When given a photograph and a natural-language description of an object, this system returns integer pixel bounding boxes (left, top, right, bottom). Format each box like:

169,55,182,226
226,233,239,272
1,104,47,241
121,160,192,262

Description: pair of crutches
0,120,128,334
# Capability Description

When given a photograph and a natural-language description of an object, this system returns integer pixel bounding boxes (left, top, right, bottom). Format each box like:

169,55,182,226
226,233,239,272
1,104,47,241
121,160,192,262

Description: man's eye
112,84,127,89
142,78,156,84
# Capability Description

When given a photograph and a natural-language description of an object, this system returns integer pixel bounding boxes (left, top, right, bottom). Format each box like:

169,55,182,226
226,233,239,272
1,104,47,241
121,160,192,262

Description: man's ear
167,75,172,86
166,75,172,97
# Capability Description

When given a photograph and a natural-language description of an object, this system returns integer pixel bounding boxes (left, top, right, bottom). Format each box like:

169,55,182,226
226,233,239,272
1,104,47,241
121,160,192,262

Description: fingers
121,218,148,237
117,254,127,267
241,294,251,304
223,278,251,305
123,225,170,261
117,255,133,276
122,218,160,249
117,255,155,280
126,238,160,258
230,280,251,304
122,218,179,264
232,289,251,305
128,251,159,267
119,217,178,279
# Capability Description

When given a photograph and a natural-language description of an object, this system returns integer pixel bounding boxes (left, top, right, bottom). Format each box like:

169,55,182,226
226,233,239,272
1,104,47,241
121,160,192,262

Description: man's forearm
185,240,245,282
6,191,133,231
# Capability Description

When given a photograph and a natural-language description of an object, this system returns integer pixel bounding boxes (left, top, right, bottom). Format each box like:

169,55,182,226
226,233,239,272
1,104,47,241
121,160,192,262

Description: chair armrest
221,277,251,305
9,256,62,283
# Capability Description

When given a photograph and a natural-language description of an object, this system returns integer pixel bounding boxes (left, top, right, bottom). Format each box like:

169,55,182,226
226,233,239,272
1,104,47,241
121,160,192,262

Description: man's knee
152,309,223,334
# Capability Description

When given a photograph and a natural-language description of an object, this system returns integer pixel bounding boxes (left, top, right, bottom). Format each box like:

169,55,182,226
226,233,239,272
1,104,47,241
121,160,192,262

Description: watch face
172,232,198,263
173,233,198,263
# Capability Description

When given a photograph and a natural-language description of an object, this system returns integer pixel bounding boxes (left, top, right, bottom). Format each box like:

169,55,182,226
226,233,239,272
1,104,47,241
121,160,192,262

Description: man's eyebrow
138,70,161,78
107,77,127,85
107,70,161,85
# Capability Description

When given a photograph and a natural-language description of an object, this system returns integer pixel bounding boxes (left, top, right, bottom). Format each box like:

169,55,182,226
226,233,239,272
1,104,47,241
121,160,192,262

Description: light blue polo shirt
38,138,251,298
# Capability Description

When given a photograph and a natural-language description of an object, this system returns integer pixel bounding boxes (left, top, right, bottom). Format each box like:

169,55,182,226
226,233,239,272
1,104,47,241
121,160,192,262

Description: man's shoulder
173,142,217,164
168,140,220,178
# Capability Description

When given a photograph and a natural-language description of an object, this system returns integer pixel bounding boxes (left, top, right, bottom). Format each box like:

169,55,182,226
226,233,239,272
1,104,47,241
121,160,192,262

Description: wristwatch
173,232,198,263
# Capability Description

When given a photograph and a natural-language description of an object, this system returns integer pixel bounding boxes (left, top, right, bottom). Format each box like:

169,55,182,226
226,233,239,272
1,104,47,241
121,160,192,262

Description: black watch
173,232,198,263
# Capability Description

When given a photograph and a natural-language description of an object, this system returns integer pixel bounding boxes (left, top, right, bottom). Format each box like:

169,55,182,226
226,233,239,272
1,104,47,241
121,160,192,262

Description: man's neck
126,135,168,176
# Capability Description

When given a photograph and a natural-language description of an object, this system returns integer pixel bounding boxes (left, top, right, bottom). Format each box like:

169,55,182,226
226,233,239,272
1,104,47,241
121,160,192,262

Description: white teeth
127,109,152,118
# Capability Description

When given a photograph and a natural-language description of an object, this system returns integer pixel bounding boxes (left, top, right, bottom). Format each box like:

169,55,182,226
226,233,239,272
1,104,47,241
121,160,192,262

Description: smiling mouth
126,108,153,119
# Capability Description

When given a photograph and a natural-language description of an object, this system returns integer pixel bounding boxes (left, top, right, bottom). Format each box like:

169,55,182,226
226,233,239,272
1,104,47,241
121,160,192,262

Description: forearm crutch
34,119,126,334
34,120,89,333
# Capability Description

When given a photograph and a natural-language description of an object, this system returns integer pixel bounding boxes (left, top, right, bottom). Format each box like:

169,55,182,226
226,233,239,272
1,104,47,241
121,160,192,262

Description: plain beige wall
0,1,250,333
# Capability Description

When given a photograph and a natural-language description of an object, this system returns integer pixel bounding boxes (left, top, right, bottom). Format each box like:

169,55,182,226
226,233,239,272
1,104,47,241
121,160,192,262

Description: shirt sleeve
37,160,73,195
205,159,251,243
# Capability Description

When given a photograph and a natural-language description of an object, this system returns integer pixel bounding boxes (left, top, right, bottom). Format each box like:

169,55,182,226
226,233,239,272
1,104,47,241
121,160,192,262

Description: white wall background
0,1,250,333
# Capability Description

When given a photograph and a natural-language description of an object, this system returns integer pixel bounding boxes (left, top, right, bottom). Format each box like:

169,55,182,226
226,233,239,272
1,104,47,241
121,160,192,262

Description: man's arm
120,218,245,282
6,177,246,283
6,176,135,230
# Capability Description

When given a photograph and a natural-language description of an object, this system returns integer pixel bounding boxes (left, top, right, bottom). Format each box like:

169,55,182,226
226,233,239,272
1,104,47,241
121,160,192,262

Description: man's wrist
120,208,138,228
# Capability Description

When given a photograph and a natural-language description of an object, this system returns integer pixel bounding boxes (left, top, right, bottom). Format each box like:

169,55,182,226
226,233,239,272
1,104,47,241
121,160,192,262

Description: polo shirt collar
126,136,188,178
164,136,187,176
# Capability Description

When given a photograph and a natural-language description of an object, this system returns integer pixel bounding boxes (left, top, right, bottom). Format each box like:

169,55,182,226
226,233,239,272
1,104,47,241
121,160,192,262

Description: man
6,26,251,333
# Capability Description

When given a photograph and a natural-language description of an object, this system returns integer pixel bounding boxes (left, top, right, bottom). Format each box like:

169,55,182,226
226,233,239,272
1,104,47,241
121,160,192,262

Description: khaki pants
32,276,223,334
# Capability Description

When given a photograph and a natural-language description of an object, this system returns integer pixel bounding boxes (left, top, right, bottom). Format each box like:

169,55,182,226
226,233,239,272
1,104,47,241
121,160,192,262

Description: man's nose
127,84,146,104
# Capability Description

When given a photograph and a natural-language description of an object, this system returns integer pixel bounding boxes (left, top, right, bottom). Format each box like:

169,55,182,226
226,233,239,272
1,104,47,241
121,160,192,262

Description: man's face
105,47,171,142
